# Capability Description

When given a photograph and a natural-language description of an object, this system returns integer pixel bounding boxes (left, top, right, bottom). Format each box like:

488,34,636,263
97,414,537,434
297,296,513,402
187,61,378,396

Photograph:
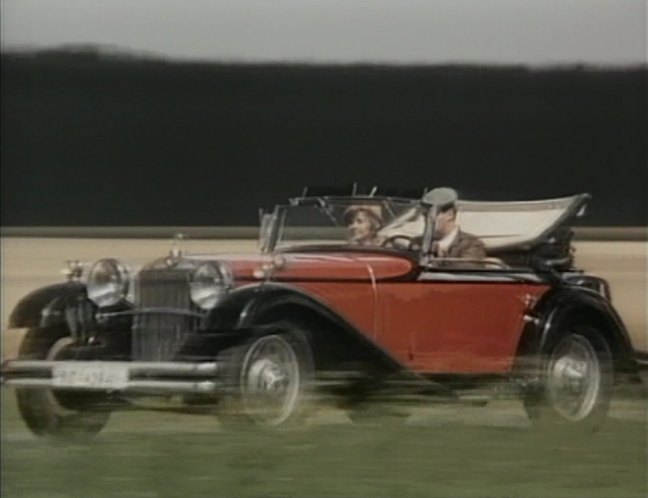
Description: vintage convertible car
2,186,646,436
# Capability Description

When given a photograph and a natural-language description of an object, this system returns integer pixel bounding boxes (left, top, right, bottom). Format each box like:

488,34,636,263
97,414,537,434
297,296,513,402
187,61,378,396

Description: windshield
265,197,422,252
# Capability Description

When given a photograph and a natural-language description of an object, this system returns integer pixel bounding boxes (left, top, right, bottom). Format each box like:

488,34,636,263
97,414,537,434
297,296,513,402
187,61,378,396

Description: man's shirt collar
438,226,459,253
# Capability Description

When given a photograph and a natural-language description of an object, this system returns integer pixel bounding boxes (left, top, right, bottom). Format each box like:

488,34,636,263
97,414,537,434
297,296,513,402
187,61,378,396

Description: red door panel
377,280,549,373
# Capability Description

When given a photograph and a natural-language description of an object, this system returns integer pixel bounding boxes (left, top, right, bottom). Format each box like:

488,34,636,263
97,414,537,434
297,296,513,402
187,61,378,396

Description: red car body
2,189,645,434
225,252,549,373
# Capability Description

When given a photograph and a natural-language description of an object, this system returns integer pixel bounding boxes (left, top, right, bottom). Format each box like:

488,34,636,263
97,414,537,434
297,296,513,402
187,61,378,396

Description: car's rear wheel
218,326,314,427
523,326,613,431
15,328,111,439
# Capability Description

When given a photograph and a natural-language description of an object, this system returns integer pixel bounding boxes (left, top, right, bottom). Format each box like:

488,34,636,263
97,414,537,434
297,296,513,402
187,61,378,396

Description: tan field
1,237,646,358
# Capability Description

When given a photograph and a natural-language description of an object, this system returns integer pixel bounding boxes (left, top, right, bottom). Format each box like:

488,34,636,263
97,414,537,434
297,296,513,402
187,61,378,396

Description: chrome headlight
87,258,130,307
190,263,232,310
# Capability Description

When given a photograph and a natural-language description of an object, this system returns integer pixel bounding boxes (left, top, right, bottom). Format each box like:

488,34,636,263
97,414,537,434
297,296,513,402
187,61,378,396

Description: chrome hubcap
240,336,301,425
547,335,600,421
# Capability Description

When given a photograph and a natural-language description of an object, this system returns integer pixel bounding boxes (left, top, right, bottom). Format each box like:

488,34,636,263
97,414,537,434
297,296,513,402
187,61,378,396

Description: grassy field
2,391,647,498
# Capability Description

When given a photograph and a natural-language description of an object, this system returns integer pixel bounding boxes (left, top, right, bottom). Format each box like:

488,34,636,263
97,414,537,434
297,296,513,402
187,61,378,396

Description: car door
376,268,549,374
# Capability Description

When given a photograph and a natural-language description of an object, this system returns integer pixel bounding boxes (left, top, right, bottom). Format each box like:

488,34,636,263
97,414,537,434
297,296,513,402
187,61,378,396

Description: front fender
207,283,406,376
9,282,87,329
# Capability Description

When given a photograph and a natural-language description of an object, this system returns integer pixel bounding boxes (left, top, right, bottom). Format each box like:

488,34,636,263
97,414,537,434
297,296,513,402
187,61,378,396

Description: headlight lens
190,263,232,310
87,258,130,307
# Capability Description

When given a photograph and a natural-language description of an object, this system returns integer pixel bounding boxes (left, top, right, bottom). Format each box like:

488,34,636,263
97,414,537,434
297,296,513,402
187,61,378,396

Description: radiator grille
132,269,196,361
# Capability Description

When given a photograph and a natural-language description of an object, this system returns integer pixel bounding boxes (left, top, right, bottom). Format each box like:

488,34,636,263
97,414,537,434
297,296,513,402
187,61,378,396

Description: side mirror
258,212,275,252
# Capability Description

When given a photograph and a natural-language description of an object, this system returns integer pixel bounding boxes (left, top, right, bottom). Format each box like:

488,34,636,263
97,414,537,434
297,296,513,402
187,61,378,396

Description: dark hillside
2,50,646,226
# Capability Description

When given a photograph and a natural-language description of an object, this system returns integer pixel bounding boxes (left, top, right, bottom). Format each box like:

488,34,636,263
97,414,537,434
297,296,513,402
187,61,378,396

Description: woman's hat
343,204,384,226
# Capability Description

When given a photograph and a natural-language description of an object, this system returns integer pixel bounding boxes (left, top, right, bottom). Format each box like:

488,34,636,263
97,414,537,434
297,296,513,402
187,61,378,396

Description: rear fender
516,285,636,373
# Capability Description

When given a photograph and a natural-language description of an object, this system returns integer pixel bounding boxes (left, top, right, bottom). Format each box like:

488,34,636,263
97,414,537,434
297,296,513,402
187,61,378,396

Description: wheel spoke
240,335,302,425
547,334,602,421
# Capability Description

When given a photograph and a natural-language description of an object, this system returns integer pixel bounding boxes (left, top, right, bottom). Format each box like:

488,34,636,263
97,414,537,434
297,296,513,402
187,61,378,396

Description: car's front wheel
218,326,314,427
15,328,111,439
523,326,613,431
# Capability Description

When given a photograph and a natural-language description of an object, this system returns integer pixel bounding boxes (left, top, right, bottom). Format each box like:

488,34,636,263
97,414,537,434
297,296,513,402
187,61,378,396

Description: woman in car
344,205,384,246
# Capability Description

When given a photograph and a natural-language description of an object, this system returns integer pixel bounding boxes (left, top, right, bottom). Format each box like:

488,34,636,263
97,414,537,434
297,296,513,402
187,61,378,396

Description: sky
1,0,646,66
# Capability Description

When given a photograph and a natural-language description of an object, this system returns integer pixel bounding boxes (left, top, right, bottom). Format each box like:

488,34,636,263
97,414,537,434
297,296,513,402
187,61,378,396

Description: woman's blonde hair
343,205,384,230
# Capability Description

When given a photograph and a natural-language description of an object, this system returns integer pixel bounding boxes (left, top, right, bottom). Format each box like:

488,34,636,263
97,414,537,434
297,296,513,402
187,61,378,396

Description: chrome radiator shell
132,269,197,361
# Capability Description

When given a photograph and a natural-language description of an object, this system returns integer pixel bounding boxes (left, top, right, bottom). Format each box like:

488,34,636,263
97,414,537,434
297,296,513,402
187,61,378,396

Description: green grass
2,394,646,498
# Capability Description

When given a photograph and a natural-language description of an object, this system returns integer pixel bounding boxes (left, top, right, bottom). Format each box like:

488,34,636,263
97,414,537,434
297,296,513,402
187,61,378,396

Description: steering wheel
380,235,418,251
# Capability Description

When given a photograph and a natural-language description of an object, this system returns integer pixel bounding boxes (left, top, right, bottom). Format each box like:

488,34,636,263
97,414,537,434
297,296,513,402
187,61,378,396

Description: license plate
52,363,129,390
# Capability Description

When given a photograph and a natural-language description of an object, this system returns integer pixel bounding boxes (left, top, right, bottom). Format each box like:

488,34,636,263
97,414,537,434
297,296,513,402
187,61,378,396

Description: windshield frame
259,195,428,255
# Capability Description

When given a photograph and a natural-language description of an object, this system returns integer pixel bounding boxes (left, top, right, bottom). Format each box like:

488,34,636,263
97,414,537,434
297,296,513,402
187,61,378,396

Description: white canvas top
379,195,587,251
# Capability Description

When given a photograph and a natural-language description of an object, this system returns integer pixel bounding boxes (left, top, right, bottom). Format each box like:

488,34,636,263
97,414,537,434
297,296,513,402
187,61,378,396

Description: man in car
425,188,486,261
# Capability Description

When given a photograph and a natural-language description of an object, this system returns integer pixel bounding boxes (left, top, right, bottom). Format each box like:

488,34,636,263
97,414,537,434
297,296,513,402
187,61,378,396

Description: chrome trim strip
3,378,219,393
417,272,544,283
2,360,220,376
97,308,204,319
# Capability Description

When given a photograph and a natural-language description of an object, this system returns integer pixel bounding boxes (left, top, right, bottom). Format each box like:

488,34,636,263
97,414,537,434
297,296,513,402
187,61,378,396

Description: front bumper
1,360,222,394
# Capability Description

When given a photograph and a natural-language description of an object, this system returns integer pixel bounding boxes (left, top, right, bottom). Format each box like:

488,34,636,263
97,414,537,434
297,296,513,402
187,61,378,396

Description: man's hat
421,187,458,211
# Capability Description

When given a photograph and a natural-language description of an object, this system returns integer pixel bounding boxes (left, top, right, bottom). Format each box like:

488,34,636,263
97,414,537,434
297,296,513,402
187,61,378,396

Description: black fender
207,283,406,377
8,282,132,343
516,284,636,373
9,282,88,329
